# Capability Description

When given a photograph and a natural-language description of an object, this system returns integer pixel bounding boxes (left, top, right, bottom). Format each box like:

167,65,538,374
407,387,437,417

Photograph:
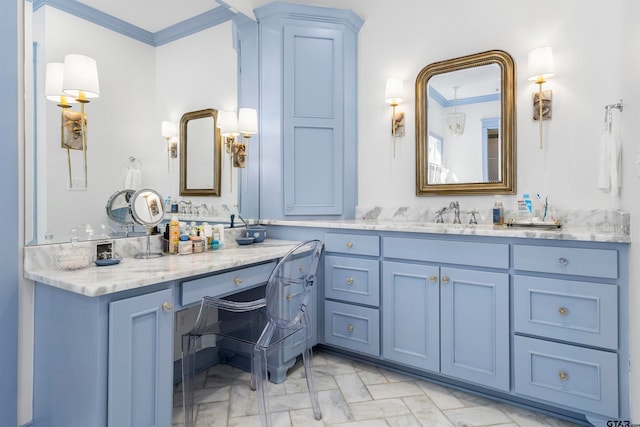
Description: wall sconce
45,62,79,189
161,120,178,172
217,110,240,191
62,53,100,188
385,77,404,158
236,108,257,168
528,46,555,149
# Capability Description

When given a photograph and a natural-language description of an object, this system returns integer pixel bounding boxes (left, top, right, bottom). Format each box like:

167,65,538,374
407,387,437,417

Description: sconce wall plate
532,90,552,121
393,111,405,137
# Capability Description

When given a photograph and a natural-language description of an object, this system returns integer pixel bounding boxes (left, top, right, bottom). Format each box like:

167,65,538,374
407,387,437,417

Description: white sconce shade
384,77,404,105
63,54,100,99
161,121,177,138
218,111,239,136
45,62,77,104
527,47,555,82
238,108,258,135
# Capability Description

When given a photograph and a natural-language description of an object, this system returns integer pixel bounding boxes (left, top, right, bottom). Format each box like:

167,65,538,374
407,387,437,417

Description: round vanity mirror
106,189,135,227
129,188,165,259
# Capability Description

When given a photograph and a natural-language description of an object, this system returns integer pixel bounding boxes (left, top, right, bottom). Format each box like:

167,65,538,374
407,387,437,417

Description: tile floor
173,349,584,427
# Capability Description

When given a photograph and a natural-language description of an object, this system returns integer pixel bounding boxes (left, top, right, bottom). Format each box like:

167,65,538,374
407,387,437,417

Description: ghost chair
182,239,323,426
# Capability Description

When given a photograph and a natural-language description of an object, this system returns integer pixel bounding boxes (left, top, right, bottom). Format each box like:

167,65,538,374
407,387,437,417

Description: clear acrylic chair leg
181,334,198,427
254,346,272,427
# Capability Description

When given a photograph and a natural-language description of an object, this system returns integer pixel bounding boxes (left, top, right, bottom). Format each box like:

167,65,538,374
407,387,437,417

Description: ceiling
74,0,366,33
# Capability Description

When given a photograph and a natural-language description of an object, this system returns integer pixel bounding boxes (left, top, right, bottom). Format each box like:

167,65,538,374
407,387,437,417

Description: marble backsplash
24,227,247,271
355,205,630,236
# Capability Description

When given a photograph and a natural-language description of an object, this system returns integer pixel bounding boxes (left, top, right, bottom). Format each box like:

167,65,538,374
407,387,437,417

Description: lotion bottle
169,215,180,254
492,195,504,226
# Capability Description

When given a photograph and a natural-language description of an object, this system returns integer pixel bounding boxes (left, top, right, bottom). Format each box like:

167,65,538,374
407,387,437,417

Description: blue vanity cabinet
251,3,363,220
382,239,510,392
33,282,175,427
323,232,381,356
382,261,440,372
512,244,627,422
108,288,174,427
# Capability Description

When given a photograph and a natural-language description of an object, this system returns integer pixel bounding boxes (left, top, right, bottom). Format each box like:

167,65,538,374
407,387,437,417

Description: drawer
514,336,618,418
384,236,508,269
180,261,277,306
324,300,380,356
325,256,380,306
514,276,618,350
513,245,618,279
324,233,380,257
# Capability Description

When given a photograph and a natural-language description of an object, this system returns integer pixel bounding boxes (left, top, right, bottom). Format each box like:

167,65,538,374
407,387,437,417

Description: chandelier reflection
446,86,465,137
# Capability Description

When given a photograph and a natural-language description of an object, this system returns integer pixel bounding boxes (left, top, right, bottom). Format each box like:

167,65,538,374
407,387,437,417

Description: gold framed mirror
416,50,516,195
179,108,222,196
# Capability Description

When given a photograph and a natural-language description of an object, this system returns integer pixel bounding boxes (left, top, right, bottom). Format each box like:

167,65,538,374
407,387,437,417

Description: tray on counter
506,219,562,229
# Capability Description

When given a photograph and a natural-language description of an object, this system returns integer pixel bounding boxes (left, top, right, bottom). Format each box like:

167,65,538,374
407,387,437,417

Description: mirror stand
135,227,163,259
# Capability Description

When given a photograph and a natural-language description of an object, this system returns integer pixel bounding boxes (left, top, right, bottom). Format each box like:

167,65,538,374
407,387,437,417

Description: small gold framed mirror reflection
179,109,222,197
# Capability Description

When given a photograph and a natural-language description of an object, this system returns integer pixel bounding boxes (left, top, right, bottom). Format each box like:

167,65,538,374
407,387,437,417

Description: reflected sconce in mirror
236,108,257,168
61,53,100,188
217,111,240,191
384,77,404,158
161,120,178,172
528,46,555,149
45,62,79,189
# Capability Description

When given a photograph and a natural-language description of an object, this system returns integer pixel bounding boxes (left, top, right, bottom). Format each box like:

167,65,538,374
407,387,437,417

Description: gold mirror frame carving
415,50,516,195
179,108,222,197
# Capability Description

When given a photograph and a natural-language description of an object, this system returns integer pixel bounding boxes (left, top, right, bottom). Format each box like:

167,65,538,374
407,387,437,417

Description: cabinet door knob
429,275,438,283
234,276,244,286
345,242,353,248
558,370,569,381
346,277,354,285
161,302,174,312
441,276,450,284
558,257,569,266
346,324,354,333
558,307,568,316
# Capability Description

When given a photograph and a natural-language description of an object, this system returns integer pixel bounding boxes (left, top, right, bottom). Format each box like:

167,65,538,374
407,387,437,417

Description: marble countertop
24,239,299,298
260,219,630,243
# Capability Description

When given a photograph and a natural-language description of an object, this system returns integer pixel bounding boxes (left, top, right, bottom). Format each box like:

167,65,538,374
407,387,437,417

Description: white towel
597,127,621,196
125,168,142,190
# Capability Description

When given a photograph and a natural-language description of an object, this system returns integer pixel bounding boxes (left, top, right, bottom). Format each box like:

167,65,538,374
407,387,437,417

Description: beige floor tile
334,373,372,403
367,381,424,400
349,398,412,420
402,394,455,427
444,405,512,426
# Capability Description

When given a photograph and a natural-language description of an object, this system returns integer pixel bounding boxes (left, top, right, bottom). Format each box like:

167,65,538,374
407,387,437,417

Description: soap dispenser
492,195,504,226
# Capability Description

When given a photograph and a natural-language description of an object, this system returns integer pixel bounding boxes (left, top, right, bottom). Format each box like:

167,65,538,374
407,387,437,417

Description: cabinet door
382,261,440,371
440,268,509,391
108,289,174,427
283,26,344,215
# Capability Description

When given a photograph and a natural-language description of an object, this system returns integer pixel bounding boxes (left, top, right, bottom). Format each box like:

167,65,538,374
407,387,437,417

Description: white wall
35,7,157,242
155,21,238,212
357,0,625,211
353,0,637,420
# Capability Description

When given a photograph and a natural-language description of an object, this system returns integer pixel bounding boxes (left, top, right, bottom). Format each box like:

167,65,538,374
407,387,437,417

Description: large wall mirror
179,109,222,197
415,50,516,195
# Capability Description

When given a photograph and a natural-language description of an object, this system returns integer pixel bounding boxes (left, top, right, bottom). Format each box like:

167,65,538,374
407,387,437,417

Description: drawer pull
429,275,438,283
558,307,568,316
286,293,292,301
346,242,353,248
161,302,174,313
233,276,244,286
441,276,450,284
558,257,569,266
346,277,354,285
346,324,354,333
558,370,569,381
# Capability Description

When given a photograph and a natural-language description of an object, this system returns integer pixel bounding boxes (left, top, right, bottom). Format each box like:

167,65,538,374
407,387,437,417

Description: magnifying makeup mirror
129,188,165,259
106,189,136,236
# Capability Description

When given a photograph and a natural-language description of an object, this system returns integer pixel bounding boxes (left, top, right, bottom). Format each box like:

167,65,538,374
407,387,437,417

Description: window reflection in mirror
416,50,516,195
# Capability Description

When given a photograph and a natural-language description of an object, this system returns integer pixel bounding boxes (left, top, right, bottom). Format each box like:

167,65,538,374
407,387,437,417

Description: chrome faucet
449,201,461,224
179,200,192,215
469,209,478,225
435,207,447,223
